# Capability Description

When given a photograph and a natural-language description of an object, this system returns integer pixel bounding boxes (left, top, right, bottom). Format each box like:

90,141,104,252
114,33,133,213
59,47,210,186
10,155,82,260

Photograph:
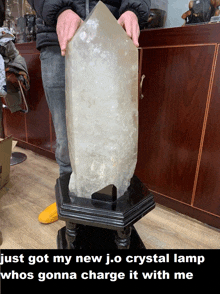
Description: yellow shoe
38,202,58,224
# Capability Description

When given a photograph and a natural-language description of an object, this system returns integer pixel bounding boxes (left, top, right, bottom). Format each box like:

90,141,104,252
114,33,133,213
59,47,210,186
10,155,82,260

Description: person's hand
56,9,83,56
118,11,140,47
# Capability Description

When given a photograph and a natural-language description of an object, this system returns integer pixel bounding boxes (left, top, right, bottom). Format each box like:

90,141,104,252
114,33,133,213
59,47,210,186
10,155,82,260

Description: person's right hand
56,9,83,56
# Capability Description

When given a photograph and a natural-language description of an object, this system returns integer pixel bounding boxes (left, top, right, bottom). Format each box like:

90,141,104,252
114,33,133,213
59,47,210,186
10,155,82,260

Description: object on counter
182,0,220,25
24,14,36,42
3,0,36,43
22,0,36,42
65,1,138,199
145,0,168,28
210,0,220,15
210,15,220,21
16,16,27,43
3,0,16,34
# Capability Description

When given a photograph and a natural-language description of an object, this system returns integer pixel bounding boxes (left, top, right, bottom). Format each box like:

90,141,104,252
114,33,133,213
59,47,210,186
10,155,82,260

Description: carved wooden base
55,173,155,250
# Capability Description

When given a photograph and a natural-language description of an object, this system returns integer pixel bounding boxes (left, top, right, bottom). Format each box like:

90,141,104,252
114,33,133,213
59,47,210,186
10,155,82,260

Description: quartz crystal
65,1,138,199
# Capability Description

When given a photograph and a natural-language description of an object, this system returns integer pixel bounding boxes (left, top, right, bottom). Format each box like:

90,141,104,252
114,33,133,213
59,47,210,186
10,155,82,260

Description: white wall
165,0,190,28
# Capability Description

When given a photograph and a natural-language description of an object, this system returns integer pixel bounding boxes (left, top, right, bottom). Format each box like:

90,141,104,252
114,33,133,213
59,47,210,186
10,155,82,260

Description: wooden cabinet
3,42,56,160
193,49,220,218
136,23,220,228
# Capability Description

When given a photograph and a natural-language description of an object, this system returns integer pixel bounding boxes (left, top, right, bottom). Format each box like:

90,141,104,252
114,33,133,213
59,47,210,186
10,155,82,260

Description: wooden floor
0,146,220,249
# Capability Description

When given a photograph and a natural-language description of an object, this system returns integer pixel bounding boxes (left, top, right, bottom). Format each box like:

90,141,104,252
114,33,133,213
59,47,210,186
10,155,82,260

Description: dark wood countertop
139,22,220,48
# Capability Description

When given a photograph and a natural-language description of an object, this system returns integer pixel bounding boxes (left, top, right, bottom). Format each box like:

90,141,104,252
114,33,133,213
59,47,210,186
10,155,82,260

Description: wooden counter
136,22,220,229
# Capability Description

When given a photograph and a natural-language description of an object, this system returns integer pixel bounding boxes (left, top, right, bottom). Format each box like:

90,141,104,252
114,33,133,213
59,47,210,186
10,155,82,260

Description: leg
115,226,132,249
38,46,71,223
65,221,78,249
40,46,71,176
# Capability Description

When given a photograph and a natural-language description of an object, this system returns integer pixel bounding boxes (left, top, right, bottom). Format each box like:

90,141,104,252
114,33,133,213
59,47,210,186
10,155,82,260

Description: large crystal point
65,1,138,199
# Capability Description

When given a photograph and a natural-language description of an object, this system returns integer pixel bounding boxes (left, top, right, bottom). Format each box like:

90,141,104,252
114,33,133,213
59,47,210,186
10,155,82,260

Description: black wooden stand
56,174,155,249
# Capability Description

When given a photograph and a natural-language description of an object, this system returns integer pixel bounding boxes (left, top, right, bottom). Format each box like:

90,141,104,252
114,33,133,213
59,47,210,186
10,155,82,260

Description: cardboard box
0,136,12,189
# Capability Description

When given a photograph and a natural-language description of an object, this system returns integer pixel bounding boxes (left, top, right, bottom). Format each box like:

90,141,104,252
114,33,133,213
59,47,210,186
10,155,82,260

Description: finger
117,18,122,25
61,49,66,56
59,34,68,56
125,19,132,38
133,37,139,47
63,19,83,55
67,18,82,40
118,15,128,31
57,32,67,56
132,24,140,47
118,19,125,30
56,24,66,54
59,23,77,56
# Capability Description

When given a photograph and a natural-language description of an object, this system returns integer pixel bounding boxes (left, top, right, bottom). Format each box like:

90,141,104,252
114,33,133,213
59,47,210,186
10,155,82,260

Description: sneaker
38,202,58,224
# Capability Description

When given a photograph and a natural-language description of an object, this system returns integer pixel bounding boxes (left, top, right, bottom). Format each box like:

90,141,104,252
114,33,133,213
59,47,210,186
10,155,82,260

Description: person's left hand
118,11,140,47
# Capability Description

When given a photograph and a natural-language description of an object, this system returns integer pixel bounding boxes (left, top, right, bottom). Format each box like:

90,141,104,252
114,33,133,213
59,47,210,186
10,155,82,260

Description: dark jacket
27,0,151,50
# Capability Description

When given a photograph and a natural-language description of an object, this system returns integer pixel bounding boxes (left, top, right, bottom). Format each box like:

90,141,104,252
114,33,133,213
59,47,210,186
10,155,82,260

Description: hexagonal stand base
56,173,155,249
